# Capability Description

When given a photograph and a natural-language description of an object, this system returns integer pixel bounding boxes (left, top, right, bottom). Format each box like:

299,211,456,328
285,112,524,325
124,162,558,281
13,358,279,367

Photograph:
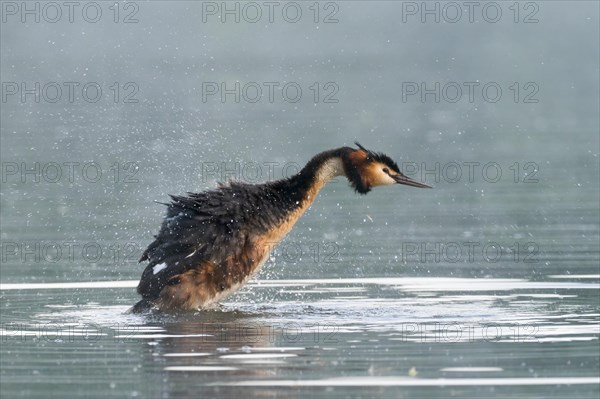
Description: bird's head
343,142,432,194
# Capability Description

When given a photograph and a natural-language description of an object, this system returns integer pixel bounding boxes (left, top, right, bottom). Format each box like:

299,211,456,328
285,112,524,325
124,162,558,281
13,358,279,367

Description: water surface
1,1,599,398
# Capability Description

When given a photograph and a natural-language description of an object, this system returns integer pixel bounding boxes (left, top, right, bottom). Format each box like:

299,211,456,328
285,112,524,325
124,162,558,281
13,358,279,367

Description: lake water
1,1,599,398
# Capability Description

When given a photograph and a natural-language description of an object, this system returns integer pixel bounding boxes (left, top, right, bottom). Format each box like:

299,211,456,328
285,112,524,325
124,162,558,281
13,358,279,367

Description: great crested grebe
131,143,430,313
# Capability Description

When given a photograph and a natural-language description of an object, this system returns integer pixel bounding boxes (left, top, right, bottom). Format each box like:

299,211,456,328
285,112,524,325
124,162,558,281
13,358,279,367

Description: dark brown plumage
131,143,430,313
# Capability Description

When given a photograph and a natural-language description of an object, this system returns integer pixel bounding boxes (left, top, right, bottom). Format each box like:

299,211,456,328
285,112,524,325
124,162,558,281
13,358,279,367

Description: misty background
1,1,598,283
1,2,599,398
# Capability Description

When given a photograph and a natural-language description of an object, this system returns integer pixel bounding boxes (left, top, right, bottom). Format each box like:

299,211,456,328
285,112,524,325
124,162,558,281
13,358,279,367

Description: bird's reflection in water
140,309,306,398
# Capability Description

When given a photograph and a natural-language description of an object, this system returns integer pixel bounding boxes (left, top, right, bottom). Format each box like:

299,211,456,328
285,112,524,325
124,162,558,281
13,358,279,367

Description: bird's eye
383,168,389,174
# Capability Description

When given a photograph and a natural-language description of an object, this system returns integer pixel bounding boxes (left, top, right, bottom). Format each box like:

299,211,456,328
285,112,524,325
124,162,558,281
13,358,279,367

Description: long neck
255,149,348,241
280,148,348,206
259,148,349,227
301,149,345,189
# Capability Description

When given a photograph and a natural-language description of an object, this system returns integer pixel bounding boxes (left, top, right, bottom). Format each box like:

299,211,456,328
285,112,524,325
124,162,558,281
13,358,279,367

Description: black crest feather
354,142,400,173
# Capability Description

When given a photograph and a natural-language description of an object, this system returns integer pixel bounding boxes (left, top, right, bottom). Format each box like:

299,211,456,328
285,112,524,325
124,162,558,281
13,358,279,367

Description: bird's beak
392,174,432,188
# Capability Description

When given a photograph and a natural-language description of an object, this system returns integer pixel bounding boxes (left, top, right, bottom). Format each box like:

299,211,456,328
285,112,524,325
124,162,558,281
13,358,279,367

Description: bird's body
131,143,429,313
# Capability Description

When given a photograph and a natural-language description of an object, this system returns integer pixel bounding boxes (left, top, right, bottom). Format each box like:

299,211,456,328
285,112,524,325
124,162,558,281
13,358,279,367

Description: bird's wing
137,189,243,300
